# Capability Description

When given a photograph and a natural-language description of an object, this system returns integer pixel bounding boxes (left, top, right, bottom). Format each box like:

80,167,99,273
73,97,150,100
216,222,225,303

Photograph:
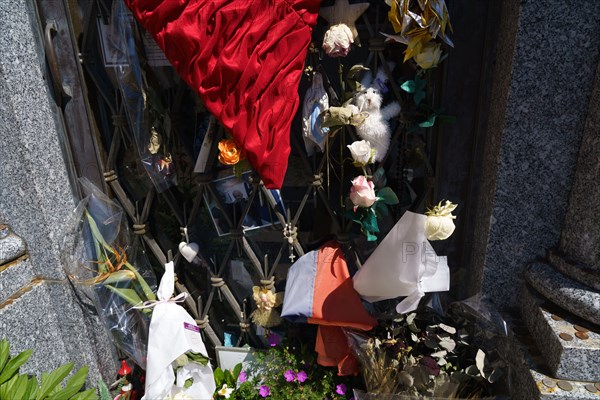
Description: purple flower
267,333,281,347
259,385,270,397
284,369,296,382
336,383,347,395
296,370,307,383
238,371,247,383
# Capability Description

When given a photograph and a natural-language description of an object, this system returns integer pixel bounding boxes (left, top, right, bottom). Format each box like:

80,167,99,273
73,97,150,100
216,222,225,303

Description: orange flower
218,139,243,165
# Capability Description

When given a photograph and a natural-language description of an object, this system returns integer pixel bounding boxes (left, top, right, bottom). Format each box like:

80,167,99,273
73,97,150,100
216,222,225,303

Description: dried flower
323,24,354,57
218,139,243,165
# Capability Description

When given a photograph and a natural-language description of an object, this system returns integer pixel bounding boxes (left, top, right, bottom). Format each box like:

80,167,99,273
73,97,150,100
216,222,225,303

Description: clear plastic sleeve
61,178,157,369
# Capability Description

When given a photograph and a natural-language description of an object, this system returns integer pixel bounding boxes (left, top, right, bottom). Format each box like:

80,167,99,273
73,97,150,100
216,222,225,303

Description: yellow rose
414,43,443,70
218,139,243,165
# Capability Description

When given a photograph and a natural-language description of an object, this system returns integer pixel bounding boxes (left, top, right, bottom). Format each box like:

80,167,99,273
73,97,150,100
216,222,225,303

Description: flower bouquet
346,299,512,399
61,179,157,368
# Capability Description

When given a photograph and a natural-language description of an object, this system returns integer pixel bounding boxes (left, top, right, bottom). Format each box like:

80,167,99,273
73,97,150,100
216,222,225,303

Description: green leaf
232,363,242,381
36,362,73,400
48,366,88,400
0,349,32,385
347,64,369,81
102,270,135,285
376,187,399,205
70,388,98,400
22,376,39,400
104,285,144,308
224,369,234,386
123,262,156,302
213,368,225,388
97,380,111,400
187,351,209,366
0,374,17,399
414,90,426,105
418,114,437,128
0,339,10,373
11,374,30,400
400,80,416,93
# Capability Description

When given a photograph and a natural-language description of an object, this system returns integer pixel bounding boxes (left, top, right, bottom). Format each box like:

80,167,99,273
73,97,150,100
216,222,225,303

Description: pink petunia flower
296,371,307,383
284,369,296,382
336,383,347,395
238,371,247,383
259,385,270,397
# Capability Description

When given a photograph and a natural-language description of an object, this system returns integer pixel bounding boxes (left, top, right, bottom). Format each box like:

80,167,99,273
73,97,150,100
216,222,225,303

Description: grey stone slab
525,262,600,326
0,225,26,265
521,285,600,382
511,327,599,400
0,256,34,304
474,0,600,310
0,280,117,386
548,250,600,292
559,60,600,271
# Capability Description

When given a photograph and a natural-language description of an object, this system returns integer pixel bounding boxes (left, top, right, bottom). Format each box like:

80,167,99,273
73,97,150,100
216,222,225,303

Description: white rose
347,140,375,165
424,200,457,241
322,24,354,57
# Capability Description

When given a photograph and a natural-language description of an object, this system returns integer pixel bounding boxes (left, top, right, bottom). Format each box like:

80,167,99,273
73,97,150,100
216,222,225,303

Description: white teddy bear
348,65,401,162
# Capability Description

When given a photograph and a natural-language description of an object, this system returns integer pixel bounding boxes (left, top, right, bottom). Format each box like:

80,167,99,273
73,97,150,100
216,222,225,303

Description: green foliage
0,339,98,400
213,344,353,400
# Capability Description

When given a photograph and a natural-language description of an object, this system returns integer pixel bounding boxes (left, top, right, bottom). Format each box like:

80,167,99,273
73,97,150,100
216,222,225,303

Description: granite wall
0,0,115,384
471,0,600,309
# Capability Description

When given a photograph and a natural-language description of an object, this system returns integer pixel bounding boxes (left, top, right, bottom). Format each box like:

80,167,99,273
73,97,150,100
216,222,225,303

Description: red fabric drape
124,0,321,188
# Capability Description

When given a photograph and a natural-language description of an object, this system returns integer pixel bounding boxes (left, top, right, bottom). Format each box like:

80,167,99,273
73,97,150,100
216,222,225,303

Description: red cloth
308,243,377,376
124,0,321,188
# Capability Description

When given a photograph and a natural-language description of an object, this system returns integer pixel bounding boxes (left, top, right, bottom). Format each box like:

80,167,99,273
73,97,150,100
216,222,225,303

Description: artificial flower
424,200,457,241
259,385,271,397
238,371,247,383
347,140,376,166
284,369,296,382
336,383,347,395
297,370,308,383
217,384,234,398
414,43,443,69
218,139,243,165
322,24,354,57
349,175,378,209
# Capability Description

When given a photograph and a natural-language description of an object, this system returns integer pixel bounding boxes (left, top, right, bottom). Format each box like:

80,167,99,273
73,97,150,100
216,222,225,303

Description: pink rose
350,176,377,209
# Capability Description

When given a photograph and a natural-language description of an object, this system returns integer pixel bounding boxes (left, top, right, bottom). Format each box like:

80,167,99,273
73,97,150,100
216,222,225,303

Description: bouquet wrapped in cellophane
61,179,157,369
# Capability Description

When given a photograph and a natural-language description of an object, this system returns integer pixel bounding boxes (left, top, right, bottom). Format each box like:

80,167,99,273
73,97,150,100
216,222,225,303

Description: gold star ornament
319,0,370,43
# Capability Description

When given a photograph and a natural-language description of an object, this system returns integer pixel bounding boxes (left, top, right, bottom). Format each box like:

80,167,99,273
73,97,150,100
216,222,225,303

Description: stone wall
0,0,115,384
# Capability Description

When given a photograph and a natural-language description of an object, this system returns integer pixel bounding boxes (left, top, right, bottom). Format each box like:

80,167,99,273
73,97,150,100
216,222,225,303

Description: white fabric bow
143,262,215,400
352,211,450,314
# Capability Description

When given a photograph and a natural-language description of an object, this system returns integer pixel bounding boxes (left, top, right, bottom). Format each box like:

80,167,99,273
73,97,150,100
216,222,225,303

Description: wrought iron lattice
76,0,439,357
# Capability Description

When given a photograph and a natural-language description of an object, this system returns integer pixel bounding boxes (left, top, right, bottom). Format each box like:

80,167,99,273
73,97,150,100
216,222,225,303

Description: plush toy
251,286,284,328
348,66,401,162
